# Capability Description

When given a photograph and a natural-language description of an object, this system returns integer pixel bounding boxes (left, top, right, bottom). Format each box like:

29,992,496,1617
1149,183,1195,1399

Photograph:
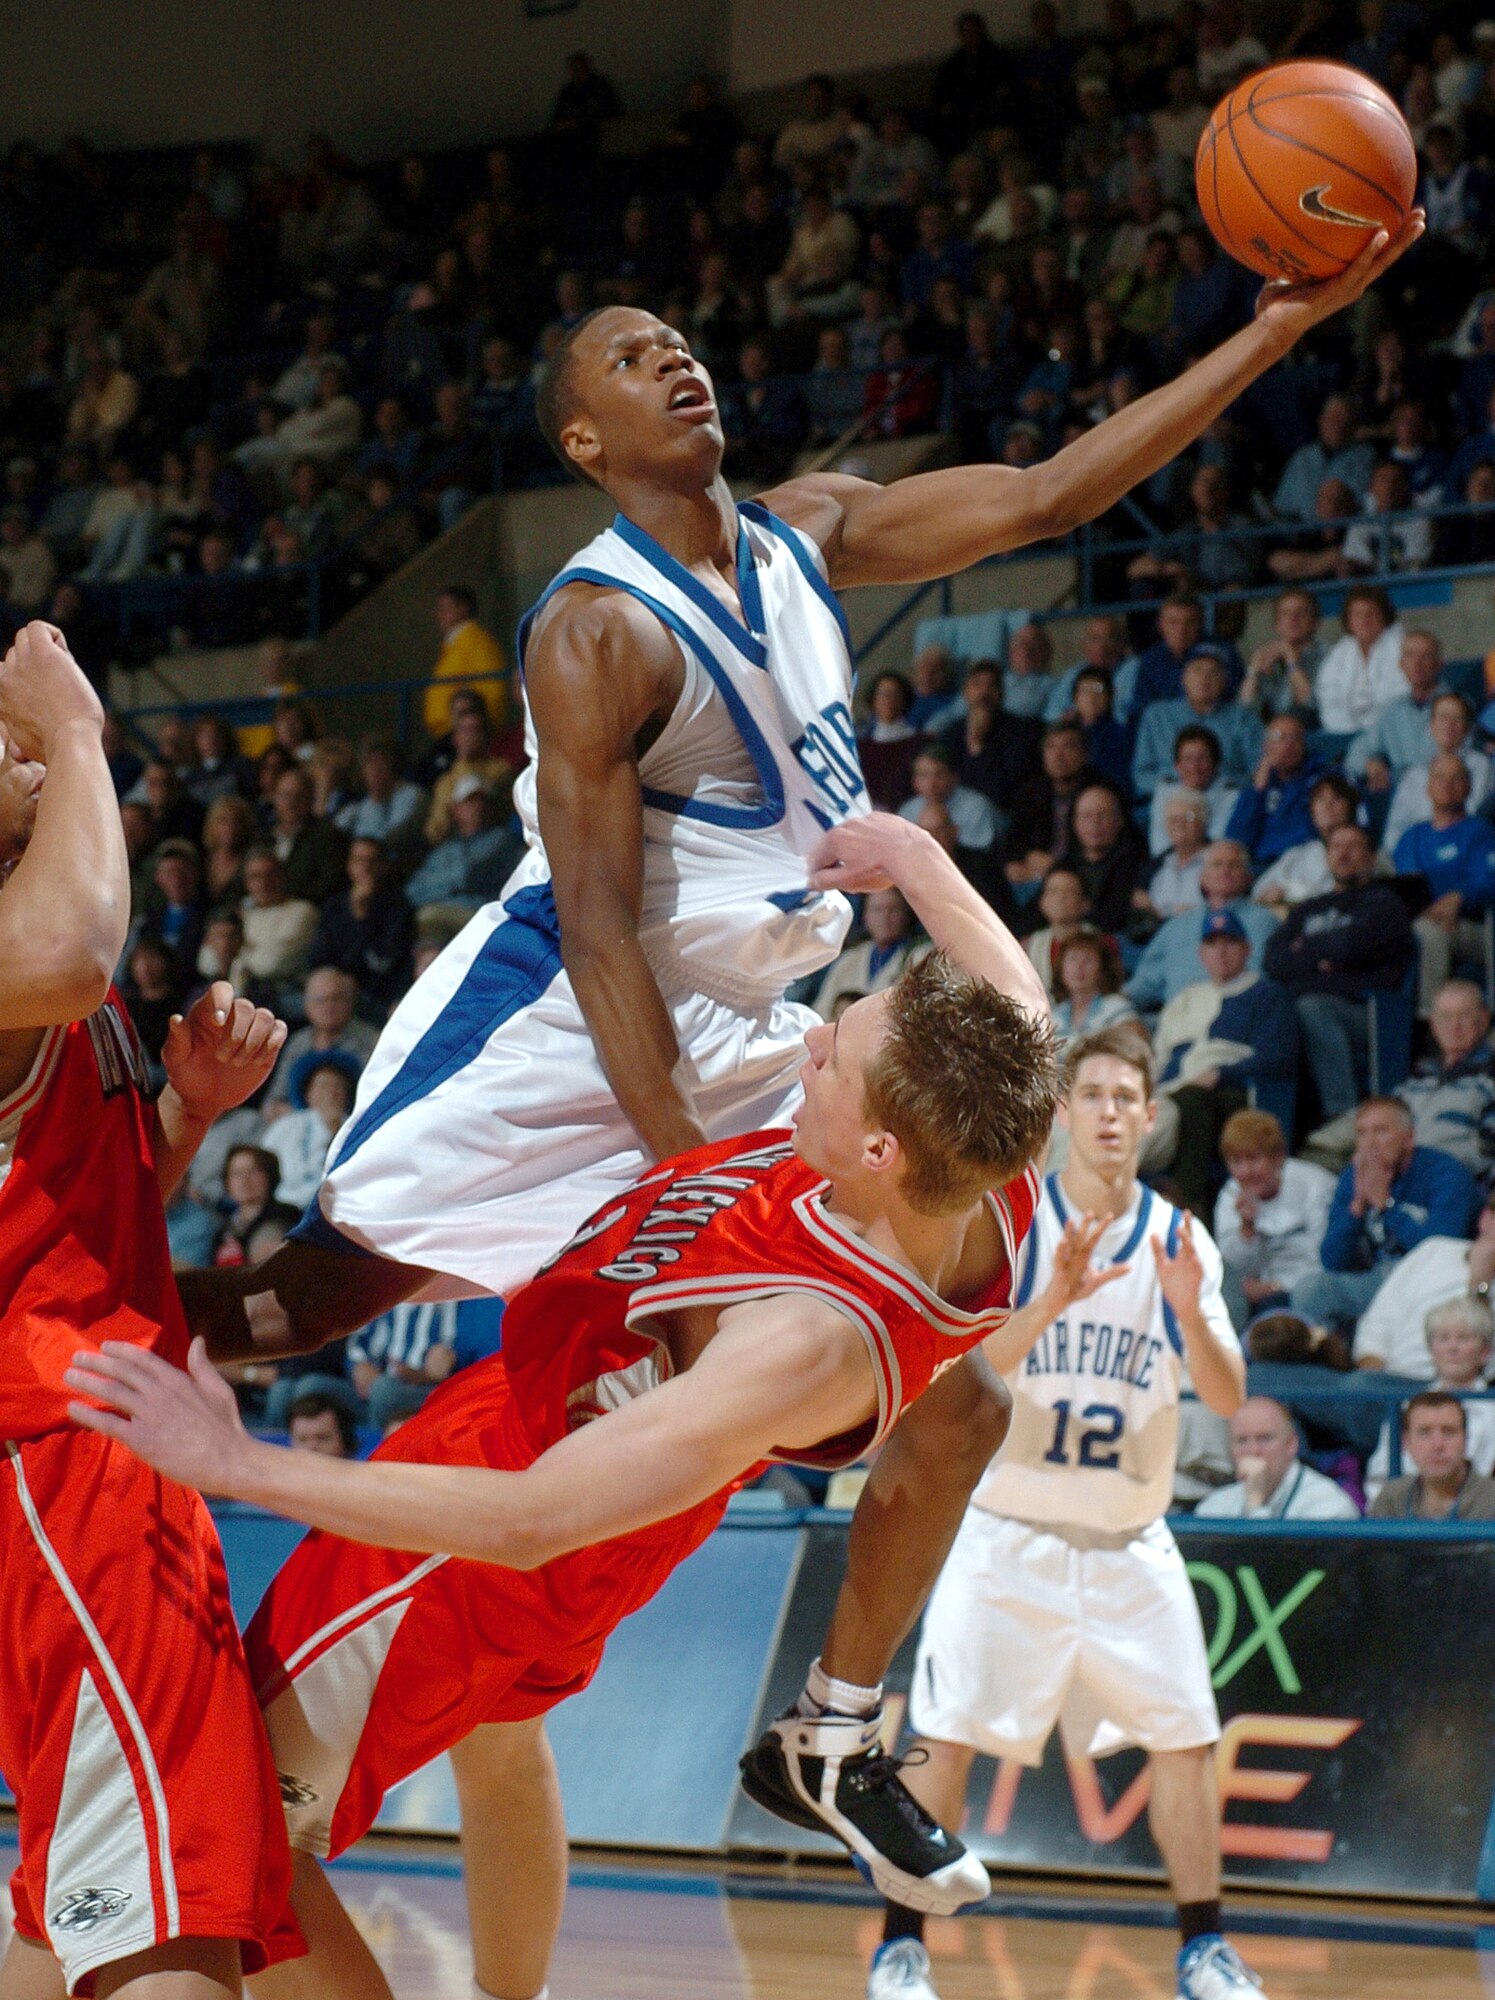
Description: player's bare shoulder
754,472,872,578
524,578,683,745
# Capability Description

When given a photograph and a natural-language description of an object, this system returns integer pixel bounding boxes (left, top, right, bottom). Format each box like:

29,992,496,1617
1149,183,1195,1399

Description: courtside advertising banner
729,1522,1495,1901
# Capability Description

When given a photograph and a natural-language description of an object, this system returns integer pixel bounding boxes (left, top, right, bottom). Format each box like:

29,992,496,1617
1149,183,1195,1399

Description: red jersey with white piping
0,988,186,1440
503,1128,1040,1471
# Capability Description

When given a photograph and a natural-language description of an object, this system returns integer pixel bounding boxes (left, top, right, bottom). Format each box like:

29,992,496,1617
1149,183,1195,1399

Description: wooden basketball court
148,1835,1487,1998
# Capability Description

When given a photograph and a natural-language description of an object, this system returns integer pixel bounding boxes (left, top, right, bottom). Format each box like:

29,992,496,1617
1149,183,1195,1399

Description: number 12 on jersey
1043,1399,1125,1469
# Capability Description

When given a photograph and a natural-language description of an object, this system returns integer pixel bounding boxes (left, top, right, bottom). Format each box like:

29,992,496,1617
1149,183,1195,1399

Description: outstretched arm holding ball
759,213,1422,591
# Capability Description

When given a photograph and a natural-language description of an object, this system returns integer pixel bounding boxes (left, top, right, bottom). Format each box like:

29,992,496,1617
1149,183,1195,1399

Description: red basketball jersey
0,989,187,1440
503,1130,1041,1470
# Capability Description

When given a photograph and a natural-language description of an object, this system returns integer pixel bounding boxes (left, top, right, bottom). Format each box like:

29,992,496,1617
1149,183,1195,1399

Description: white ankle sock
796,1655,882,1719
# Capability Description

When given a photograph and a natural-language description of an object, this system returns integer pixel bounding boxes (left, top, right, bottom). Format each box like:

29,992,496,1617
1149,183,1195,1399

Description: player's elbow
1022,463,1089,542
2,942,114,1028
477,1496,556,1572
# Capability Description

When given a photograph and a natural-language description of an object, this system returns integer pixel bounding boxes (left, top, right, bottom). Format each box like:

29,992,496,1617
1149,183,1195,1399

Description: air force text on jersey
1022,1314,1165,1395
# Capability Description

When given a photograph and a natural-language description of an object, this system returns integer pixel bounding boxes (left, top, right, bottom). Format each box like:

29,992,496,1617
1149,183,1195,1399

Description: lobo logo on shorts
279,1772,321,1807
50,1886,132,1934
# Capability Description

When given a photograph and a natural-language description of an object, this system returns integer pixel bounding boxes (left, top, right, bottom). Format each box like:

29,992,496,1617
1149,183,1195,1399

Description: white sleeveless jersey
512,502,869,1010
973,1175,1239,1534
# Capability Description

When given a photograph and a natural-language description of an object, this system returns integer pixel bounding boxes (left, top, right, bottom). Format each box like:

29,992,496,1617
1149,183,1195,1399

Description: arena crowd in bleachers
45,0,1495,1508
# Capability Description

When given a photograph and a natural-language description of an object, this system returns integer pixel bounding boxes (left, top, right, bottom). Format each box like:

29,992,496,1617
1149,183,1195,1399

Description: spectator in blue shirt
1128,465,1262,596
1227,715,1325,865
1129,594,1245,715
1387,401,1448,504
1347,628,1446,790
1456,301,1495,442
1132,653,1262,797
1291,1095,1480,1332
1147,723,1239,854
1125,838,1278,1011
1272,393,1376,523
404,775,522,914
907,645,963,733
1395,754,1495,1012
335,736,426,844
1070,667,1131,792
898,743,1003,850
349,1298,463,1432
900,202,975,312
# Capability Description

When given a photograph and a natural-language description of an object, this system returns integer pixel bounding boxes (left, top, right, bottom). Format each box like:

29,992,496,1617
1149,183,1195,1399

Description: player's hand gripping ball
1196,59,1417,282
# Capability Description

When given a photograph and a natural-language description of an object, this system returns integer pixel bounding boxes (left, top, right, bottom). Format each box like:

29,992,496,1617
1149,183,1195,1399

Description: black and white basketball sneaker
739,1708,991,1914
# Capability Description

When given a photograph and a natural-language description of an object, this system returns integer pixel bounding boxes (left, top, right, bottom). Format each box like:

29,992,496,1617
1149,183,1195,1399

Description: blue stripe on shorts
288,883,564,1254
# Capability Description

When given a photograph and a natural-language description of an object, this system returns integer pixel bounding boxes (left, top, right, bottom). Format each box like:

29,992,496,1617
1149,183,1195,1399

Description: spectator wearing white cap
404,775,522,915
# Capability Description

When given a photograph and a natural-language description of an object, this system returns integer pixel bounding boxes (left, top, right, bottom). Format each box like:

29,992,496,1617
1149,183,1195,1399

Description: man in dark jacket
939,660,1041,818
271,765,349,908
1068,781,1149,933
1003,721,1100,890
1263,821,1414,1118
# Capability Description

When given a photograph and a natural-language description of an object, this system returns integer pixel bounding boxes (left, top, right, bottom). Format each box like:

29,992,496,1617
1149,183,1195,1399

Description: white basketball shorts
292,883,814,1299
909,1507,1220,1765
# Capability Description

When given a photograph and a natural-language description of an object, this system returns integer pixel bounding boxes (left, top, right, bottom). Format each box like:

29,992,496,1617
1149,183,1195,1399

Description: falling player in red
0,623,295,2000
71,812,1057,2000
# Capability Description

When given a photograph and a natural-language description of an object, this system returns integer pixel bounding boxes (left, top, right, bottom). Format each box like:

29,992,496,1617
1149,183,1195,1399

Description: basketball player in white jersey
176,220,1418,1922
870,1021,1259,2000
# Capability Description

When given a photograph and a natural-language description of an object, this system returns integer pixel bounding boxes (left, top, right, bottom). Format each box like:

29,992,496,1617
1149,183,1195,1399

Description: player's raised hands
67,1337,251,1496
0,621,103,761
1045,1213,1129,1314
1152,1212,1205,1314
162,980,288,1123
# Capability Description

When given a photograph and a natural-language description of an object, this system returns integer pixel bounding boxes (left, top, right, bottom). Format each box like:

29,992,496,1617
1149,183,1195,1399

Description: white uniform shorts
294,885,814,1298
910,1508,1220,1765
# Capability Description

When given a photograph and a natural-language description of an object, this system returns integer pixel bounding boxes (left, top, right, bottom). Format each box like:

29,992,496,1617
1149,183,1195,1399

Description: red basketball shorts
0,1429,298,1994
243,1358,725,1858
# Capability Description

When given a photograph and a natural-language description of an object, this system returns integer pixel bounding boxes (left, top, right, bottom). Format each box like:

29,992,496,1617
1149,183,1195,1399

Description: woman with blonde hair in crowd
201,792,257,902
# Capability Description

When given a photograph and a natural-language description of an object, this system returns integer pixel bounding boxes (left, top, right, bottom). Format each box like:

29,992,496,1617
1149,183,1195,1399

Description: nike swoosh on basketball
1298,184,1377,228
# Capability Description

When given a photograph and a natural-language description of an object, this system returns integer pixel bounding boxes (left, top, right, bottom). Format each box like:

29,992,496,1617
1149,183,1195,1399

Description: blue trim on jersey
1161,1206,1184,1355
320,883,565,1177
286,1197,381,1256
1014,1226,1040,1307
741,501,854,654
1113,1185,1154,1267
735,513,767,638
767,888,811,912
1046,1172,1068,1228
514,564,786,832
612,513,769,667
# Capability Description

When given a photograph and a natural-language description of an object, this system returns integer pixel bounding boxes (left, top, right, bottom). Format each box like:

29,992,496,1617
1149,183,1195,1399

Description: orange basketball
1195,60,1417,283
